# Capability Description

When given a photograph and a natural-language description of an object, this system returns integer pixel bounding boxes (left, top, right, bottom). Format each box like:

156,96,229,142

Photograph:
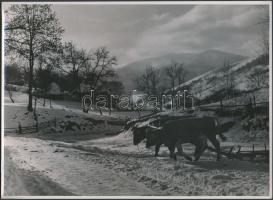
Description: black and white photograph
1,1,272,198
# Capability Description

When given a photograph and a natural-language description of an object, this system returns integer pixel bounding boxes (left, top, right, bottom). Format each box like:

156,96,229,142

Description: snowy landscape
3,88,270,196
2,2,271,198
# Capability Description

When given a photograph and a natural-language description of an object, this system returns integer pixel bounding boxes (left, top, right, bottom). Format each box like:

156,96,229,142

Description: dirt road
3,136,156,196
3,135,270,197
4,149,74,196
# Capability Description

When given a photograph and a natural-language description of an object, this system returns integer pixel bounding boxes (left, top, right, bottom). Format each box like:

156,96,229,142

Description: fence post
228,146,234,159
54,117,57,128
253,95,256,117
99,107,102,115
36,120,39,132
251,144,255,160
50,99,52,108
247,98,254,118
34,97,37,111
18,122,22,134
34,111,37,121
236,145,241,154
175,96,178,110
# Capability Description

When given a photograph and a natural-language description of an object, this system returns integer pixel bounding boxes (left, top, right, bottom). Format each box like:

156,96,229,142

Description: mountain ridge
116,49,247,93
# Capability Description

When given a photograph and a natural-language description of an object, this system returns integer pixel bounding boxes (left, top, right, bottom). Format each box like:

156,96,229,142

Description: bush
241,116,268,132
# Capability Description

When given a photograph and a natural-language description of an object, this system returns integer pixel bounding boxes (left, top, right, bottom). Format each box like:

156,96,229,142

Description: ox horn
147,124,163,130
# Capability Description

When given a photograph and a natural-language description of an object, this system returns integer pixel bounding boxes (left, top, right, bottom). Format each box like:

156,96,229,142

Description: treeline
136,61,188,96
4,5,124,111
5,45,124,99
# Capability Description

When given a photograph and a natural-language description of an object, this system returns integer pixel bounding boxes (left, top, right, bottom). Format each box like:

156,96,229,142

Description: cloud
48,4,269,66
128,5,267,61
51,5,196,66
151,13,170,21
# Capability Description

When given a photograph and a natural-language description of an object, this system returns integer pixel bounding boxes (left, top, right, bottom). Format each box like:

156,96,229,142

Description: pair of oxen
128,116,232,161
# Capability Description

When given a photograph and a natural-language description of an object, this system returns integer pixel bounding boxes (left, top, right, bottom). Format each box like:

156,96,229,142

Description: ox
144,116,226,161
132,123,203,161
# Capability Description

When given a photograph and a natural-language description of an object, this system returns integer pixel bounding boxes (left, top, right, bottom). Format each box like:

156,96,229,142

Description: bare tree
136,69,150,94
195,82,204,99
222,60,235,100
149,67,159,95
136,65,159,95
61,41,88,94
5,5,64,111
247,68,268,89
91,47,117,90
165,61,187,93
82,47,117,91
165,62,178,96
35,53,61,105
176,63,187,86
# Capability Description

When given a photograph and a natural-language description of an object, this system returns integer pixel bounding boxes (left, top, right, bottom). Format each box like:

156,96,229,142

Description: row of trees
35,43,121,95
135,55,269,109
136,62,188,96
4,5,124,111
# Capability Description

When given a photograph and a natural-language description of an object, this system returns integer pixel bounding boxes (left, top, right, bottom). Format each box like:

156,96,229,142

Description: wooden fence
198,101,269,117
4,118,57,134
4,116,125,134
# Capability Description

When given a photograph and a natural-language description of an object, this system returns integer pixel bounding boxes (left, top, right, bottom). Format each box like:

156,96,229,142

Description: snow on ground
4,148,74,196
5,90,153,121
4,102,123,144
4,137,155,196
203,87,269,107
4,134,269,196
3,91,270,196
174,57,269,102
171,56,256,92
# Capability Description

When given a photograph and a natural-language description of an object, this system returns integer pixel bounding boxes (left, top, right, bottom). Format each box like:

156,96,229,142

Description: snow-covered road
4,136,156,196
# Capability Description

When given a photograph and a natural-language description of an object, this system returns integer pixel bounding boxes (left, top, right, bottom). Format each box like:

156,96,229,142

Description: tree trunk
8,89,14,103
160,93,163,111
34,97,37,112
27,54,34,111
172,80,175,110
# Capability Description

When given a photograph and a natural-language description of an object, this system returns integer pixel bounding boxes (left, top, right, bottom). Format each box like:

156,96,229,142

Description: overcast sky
4,3,269,67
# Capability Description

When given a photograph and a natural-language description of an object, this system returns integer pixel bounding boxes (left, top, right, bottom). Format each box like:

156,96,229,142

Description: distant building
131,90,149,110
131,90,147,103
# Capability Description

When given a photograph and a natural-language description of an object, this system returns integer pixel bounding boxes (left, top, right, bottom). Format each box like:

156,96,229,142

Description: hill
116,49,246,92
174,54,269,105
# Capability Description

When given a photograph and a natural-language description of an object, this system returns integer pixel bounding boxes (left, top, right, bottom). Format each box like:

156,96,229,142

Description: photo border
1,1,272,199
